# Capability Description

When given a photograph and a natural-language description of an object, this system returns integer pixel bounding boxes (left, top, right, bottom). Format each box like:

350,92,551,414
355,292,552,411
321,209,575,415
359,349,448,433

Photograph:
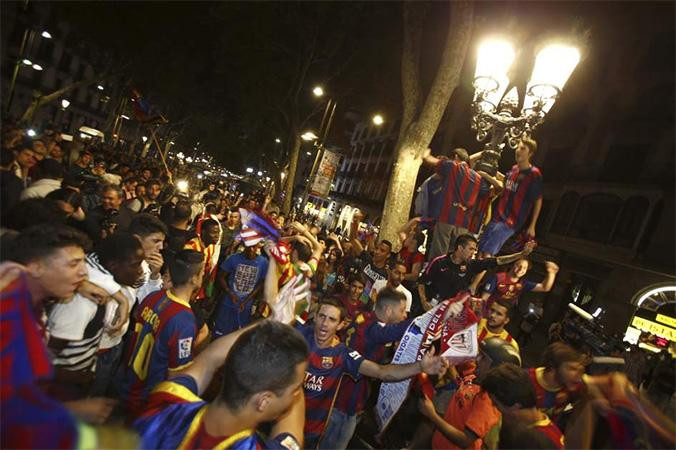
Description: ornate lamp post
471,39,581,175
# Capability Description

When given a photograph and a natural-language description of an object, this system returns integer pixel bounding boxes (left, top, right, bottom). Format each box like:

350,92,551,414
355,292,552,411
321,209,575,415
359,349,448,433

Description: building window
550,191,579,235
612,196,649,248
568,193,623,243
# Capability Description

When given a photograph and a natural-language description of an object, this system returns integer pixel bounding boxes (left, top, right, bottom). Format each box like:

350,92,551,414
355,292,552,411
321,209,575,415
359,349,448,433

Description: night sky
41,1,675,176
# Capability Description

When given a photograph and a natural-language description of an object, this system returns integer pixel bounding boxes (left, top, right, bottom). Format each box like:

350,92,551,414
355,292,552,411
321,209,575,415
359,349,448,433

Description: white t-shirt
371,279,413,312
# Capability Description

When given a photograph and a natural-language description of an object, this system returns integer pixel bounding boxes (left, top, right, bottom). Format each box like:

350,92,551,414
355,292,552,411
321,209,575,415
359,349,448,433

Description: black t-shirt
358,250,390,302
420,255,497,300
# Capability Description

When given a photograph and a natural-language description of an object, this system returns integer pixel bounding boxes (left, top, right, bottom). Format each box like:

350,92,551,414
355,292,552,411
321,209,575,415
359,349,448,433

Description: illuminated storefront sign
631,316,676,342
656,314,676,328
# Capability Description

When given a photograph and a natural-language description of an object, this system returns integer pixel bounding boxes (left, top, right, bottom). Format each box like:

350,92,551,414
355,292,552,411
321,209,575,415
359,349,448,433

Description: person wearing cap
20,158,65,200
419,337,521,449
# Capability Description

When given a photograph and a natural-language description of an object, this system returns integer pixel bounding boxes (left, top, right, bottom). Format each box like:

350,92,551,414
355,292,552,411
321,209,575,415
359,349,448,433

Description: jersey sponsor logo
304,373,325,392
178,337,192,359
321,356,334,369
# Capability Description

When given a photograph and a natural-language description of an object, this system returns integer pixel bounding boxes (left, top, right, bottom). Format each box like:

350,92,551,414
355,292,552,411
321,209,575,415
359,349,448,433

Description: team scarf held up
375,292,480,432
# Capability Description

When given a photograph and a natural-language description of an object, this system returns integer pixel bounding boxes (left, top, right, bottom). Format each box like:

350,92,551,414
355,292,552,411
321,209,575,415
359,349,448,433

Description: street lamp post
471,40,580,175
5,27,52,114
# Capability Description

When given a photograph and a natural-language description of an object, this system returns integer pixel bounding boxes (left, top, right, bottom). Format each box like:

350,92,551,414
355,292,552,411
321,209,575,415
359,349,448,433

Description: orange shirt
432,381,501,449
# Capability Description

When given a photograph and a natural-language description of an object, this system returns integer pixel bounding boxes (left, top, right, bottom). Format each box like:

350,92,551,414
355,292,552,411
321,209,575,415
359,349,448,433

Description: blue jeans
320,409,357,450
90,342,123,397
478,220,515,256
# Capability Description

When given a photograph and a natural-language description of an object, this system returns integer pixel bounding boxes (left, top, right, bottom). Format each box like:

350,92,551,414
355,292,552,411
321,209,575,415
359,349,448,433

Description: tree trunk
20,75,109,125
379,1,474,247
282,132,302,214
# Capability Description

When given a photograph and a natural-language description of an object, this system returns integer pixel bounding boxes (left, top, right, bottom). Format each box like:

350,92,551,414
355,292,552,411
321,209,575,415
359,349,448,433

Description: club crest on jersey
321,356,333,369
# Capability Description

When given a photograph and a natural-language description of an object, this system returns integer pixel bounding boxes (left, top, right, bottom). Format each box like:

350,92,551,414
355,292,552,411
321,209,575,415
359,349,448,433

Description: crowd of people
1,121,674,450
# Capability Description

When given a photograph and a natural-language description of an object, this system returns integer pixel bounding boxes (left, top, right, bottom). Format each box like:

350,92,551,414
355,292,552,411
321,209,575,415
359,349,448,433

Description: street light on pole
6,25,53,114
372,114,384,126
61,99,70,109
471,39,580,175
312,86,324,97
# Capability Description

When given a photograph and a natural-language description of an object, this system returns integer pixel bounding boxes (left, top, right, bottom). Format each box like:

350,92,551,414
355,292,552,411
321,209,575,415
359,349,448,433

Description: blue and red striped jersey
468,179,495,234
482,272,536,310
436,159,483,228
296,324,364,448
334,312,411,415
526,367,582,420
135,375,299,449
1,274,80,449
494,165,543,230
120,289,197,418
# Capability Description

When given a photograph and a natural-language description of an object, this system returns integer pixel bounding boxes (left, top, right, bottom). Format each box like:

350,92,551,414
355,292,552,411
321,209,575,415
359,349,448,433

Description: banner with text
310,150,340,198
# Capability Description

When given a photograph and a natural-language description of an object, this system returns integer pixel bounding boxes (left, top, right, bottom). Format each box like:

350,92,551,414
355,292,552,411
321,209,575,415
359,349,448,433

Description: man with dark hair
478,299,519,351
129,213,167,298
3,198,67,231
481,363,564,449
371,259,413,313
419,234,535,310
119,249,205,418
481,259,559,312
339,274,368,323
0,225,110,447
527,342,585,420
47,232,144,398
420,337,521,449
126,178,162,214
214,243,268,337
421,147,486,260
83,184,133,241
221,207,242,257
299,297,447,448
323,288,413,449
68,150,92,178
20,158,64,199
348,216,392,307
184,218,221,306
164,199,195,263
134,320,309,449
478,137,543,257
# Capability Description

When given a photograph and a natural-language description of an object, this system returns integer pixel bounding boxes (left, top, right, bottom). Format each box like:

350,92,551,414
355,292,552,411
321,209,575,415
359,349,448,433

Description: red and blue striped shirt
297,324,364,448
120,289,197,418
135,375,299,449
436,159,483,228
494,165,543,230
334,312,411,416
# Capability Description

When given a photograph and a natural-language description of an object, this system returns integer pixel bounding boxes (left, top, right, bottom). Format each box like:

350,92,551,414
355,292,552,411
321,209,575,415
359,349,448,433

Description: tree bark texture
379,1,474,247
282,132,302,214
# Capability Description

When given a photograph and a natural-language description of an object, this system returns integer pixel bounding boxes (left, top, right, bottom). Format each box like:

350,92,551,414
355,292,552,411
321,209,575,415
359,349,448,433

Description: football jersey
334,312,411,415
482,272,536,310
1,274,83,449
477,318,519,353
134,375,300,449
494,164,543,230
436,159,483,228
296,324,364,448
530,416,564,449
120,289,197,418
526,367,580,420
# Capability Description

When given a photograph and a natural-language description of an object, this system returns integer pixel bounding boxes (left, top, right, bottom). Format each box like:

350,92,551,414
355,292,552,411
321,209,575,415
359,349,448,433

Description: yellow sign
632,316,676,342
656,314,676,328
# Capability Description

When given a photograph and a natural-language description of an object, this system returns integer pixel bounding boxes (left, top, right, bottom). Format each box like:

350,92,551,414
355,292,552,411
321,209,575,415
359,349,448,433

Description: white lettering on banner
375,301,450,432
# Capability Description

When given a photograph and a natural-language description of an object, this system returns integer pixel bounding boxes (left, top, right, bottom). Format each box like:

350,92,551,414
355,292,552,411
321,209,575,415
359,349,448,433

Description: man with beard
119,249,205,418
478,299,519,352
126,178,162,214
370,260,413,313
